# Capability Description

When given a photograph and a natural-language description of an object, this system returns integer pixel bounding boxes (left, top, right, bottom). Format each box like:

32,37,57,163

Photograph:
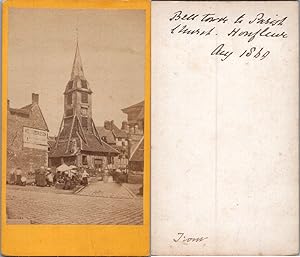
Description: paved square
6,182,143,225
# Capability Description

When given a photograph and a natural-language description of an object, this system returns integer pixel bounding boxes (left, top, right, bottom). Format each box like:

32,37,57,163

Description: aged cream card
151,1,298,255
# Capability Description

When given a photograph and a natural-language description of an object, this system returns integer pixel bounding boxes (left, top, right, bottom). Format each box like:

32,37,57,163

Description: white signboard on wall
23,127,48,150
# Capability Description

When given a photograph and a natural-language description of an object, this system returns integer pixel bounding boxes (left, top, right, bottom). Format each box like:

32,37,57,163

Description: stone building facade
7,93,49,177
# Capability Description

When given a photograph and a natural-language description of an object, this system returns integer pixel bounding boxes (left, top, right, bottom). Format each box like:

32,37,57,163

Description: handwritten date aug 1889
168,11,288,61
211,43,270,61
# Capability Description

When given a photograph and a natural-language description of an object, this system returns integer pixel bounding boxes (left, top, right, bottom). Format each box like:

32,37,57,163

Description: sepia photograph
6,8,145,225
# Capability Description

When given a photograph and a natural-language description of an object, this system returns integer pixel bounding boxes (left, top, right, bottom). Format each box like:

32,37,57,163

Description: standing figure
46,168,53,186
82,169,89,186
9,168,15,185
53,170,60,184
63,173,71,190
20,175,27,186
37,166,47,187
16,167,22,186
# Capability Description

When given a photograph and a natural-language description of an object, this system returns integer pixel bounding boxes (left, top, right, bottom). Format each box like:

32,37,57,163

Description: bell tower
49,38,119,165
63,41,93,133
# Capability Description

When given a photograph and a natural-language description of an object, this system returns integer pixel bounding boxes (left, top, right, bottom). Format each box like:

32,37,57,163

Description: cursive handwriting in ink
248,12,287,26
173,232,208,243
201,13,228,23
227,27,288,43
239,46,270,60
171,24,215,36
211,44,233,61
168,10,288,62
169,10,199,21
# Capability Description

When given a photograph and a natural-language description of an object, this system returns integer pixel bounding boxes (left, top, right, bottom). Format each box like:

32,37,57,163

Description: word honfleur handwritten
168,10,288,61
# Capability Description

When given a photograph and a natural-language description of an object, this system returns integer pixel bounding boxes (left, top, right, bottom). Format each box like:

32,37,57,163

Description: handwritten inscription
211,44,233,61
171,25,215,36
211,44,270,61
173,232,208,243
227,27,287,43
168,11,289,62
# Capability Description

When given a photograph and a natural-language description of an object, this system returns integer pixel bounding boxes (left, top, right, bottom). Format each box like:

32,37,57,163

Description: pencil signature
173,232,208,243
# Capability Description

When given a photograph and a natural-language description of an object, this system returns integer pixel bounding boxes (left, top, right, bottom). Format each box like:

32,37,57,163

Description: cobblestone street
6,182,143,225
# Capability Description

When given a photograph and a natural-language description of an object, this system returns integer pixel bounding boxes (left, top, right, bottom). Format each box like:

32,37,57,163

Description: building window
82,117,88,128
94,158,103,169
67,94,72,105
66,109,73,116
107,156,114,164
82,155,87,165
81,92,88,103
81,107,88,116
81,80,88,89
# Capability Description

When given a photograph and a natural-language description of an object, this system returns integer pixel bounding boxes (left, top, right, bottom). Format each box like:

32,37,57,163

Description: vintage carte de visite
1,0,298,256
1,0,150,256
151,0,298,256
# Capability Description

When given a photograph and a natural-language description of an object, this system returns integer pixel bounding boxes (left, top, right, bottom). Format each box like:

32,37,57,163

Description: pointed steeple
71,41,85,80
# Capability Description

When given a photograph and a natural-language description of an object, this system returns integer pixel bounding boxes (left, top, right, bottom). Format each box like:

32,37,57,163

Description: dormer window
67,94,72,105
67,81,73,90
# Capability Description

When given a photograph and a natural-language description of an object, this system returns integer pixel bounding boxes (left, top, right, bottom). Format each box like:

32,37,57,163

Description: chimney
110,120,114,129
122,121,129,132
32,93,39,104
104,120,111,130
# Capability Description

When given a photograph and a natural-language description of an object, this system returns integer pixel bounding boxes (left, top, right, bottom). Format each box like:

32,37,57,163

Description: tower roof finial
76,27,79,45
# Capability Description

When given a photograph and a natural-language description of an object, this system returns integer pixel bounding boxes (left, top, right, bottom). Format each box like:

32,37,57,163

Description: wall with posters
7,94,49,177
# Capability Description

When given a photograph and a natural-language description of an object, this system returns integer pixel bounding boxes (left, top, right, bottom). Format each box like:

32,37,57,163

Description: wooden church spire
71,40,85,80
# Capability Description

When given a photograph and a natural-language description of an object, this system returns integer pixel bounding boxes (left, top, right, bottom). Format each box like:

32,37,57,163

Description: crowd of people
8,162,132,191
52,168,89,189
8,166,90,190
8,167,26,186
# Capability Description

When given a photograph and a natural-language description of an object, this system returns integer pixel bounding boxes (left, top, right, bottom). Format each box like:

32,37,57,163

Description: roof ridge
121,100,144,112
20,103,33,110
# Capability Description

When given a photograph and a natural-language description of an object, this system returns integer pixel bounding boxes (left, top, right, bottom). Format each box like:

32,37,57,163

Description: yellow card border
1,0,150,256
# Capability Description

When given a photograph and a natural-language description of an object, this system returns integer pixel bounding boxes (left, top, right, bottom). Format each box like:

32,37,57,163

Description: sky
8,8,145,136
